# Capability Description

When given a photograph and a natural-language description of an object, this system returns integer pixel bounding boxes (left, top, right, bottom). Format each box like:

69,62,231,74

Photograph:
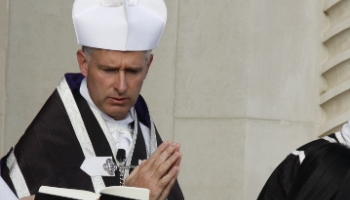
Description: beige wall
321,0,350,135
3,0,80,153
142,0,326,198
0,0,9,155
244,1,327,199
0,0,340,199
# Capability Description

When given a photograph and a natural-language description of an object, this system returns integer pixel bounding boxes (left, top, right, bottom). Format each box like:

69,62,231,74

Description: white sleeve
341,121,350,146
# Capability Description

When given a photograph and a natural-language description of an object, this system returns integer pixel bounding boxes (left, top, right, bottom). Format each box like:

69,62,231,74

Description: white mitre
72,0,167,51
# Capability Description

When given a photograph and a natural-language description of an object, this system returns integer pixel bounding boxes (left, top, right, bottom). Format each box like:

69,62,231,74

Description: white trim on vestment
322,136,337,143
335,131,347,145
6,150,30,198
56,77,105,193
291,150,306,164
149,117,157,156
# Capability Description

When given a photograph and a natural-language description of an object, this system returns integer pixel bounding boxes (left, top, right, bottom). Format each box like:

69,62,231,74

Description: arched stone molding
324,0,342,11
321,0,350,135
326,0,350,26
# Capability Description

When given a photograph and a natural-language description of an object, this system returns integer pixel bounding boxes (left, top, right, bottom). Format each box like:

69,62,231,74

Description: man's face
77,49,152,120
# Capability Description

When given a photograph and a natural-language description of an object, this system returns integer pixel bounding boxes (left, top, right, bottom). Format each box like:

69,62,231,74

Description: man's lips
108,97,129,104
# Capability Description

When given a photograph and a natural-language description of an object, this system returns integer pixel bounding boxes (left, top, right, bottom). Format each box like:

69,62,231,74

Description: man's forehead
91,48,145,54
91,49,148,65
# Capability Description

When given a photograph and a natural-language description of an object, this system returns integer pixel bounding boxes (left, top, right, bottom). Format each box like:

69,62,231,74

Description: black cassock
0,73,183,199
257,132,346,200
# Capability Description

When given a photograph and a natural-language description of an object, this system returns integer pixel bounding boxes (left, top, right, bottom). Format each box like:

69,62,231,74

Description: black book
35,186,149,200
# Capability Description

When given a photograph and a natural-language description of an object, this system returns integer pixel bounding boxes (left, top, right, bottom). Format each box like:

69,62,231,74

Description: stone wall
0,0,9,155
0,0,334,199
243,0,326,198
321,0,350,135
3,0,80,154
146,0,326,199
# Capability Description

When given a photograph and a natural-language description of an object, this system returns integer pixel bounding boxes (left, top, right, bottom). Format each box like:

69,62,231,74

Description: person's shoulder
15,89,72,147
257,133,346,200
280,133,344,170
25,90,65,129
296,132,346,153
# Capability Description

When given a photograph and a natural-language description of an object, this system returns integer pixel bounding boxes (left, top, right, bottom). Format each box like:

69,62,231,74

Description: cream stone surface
174,119,245,200
324,28,350,57
244,119,318,200
321,0,350,136
320,79,350,104
0,0,9,156
323,18,350,42
320,109,350,134
174,0,250,118
323,59,350,88
0,0,346,200
141,0,178,141
4,0,79,150
321,124,343,137
322,49,350,88
247,0,325,123
326,0,350,26
322,49,350,75
324,0,342,11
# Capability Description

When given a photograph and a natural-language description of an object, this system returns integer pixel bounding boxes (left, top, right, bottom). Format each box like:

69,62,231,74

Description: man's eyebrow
129,65,144,69
98,64,144,70
124,63,146,69
98,64,117,69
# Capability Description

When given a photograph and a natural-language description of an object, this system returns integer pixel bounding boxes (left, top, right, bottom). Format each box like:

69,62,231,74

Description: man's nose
114,71,127,93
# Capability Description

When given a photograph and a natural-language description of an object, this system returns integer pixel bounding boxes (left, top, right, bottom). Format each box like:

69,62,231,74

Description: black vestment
0,73,183,199
257,133,345,200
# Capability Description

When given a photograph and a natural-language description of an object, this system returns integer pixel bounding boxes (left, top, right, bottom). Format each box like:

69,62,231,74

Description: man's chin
106,111,129,120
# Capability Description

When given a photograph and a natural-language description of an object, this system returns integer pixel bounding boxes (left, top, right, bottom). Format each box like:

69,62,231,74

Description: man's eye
128,69,140,74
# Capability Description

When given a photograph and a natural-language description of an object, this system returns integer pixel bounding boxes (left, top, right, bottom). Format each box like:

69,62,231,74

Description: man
0,0,184,199
258,121,350,199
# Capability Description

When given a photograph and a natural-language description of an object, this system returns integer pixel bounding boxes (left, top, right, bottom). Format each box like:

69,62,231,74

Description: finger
125,159,147,186
157,167,180,200
126,161,141,180
152,143,178,170
127,143,178,188
172,144,182,167
174,152,182,167
143,141,170,170
153,151,180,180
158,178,177,200
175,143,180,152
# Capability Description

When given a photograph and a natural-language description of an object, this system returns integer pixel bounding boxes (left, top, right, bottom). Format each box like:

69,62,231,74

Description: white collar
79,78,135,132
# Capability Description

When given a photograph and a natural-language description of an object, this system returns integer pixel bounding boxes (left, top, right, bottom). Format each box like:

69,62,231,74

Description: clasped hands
19,142,181,200
125,141,182,200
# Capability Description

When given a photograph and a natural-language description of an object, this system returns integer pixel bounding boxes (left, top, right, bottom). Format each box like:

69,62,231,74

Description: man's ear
145,54,153,76
77,50,88,77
